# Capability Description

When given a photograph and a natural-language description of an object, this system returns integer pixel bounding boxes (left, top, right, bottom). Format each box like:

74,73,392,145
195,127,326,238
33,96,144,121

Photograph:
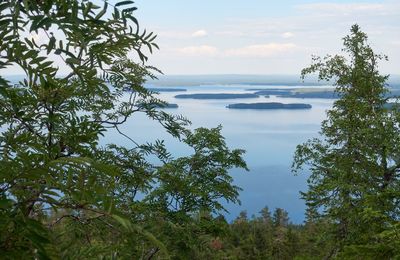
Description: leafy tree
0,0,247,258
293,24,400,258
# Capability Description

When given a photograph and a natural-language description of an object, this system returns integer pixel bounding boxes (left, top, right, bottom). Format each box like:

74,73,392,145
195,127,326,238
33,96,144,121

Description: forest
0,1,399,259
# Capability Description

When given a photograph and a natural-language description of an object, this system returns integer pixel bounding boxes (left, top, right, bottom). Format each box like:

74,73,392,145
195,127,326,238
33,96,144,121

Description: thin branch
115,125,140,147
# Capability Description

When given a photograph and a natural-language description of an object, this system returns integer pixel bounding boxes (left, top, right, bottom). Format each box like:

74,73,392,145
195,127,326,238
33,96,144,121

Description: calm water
104,84,334,223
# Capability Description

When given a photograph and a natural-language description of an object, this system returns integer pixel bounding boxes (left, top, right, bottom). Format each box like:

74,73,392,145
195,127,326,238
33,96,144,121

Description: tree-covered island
227,102,312,110
175,93,259,99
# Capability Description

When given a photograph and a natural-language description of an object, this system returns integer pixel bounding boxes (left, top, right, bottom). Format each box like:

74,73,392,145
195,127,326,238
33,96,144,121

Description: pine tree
293,24,400,258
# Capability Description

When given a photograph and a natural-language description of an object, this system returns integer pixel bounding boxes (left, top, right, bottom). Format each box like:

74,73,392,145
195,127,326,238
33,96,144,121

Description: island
226,102,312,110
280,91,340,99
281,89,400,99
175,93,259,99
253,89,295,96
147,88,187,92
152,103,179,109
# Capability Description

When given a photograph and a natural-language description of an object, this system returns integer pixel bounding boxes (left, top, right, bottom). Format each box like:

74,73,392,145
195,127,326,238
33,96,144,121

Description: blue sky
127,0,400,75
3,1,399,76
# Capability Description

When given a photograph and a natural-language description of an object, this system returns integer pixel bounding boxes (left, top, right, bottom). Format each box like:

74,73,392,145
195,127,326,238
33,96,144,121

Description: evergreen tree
293,24,400,258
260,206,273,225
273,208,289,228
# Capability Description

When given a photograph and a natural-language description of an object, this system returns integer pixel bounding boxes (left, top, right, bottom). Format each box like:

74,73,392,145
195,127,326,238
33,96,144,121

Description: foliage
292,24,400,258
190,206,332,260
2,2,397,258
0,0,247,258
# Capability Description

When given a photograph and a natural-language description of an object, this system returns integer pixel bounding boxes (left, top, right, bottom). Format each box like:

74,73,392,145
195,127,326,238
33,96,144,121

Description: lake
104,84,334,223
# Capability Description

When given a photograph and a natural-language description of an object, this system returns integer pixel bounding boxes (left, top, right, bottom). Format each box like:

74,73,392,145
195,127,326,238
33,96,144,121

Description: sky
127,0,400,75
3,1,399,76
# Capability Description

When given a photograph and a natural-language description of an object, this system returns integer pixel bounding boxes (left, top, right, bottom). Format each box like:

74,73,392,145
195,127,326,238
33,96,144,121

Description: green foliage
0,1,247,258
293,24,400,258
195,206,331,260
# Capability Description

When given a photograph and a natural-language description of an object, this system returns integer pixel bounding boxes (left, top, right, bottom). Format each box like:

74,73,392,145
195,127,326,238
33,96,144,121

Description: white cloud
178,45,218,56
177,43,298,58
224,43,297,57
281,32,294,39
192,29,208,37
136,2,400,74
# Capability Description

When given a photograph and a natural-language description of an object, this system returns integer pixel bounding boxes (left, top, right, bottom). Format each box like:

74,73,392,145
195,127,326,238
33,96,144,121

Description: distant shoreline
4,74,400,88
227,102,312,110
144,74,400,88
175,93,260,99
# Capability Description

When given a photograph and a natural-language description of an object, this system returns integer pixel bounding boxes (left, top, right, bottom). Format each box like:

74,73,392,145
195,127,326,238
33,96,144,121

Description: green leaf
83,2,93,17
65,57,80,65
112,214,132,230
30,56,46,64
115,1,135,7
22,50,36,59
35,17,52,30
47,36,56,54
95,1,108,20
112,214,169,257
